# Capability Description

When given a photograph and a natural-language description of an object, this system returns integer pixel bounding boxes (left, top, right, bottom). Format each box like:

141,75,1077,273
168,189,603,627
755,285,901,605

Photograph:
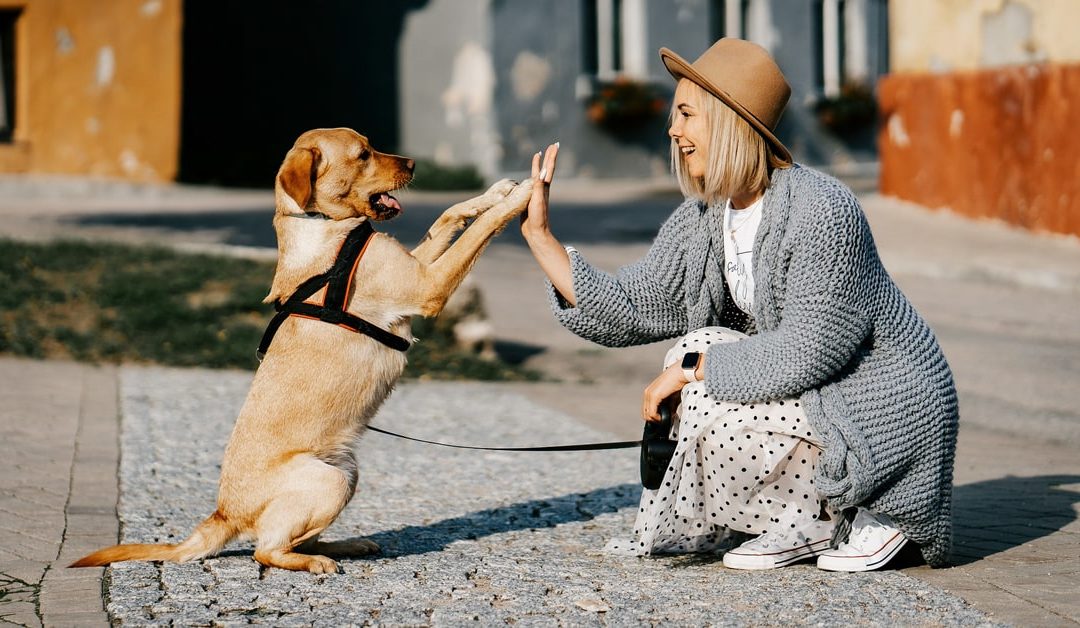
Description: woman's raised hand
519,142,576,306
521,142,559,238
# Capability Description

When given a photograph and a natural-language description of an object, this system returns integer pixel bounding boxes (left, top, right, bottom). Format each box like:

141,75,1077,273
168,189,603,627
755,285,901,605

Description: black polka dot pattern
606,327,839,557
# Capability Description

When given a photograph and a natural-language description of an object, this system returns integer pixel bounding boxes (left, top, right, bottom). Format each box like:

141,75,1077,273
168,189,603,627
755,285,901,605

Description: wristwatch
680,351,702,383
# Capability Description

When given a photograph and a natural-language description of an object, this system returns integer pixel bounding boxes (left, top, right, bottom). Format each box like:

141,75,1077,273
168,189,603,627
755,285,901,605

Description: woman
521,39,958,571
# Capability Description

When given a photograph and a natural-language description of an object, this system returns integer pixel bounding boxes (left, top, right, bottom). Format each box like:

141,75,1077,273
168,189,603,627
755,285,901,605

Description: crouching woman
520,39,958,571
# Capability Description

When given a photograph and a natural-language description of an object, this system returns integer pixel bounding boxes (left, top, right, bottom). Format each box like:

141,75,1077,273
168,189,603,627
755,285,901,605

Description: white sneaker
816,508,908,572
722,519,835,570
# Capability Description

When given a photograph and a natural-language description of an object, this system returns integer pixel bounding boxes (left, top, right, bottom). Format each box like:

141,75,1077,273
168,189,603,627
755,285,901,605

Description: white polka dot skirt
606,327,837,556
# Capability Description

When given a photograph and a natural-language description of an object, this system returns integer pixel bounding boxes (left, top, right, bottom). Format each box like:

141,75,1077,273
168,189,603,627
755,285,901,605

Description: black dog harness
257,221,410,361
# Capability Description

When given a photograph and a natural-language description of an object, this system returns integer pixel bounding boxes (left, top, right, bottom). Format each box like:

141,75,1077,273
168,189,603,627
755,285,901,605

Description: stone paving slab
102,367,1000,626
0,358,118,628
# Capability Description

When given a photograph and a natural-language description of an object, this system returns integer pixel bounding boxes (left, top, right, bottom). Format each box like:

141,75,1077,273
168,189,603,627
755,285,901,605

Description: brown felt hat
660,38,792,165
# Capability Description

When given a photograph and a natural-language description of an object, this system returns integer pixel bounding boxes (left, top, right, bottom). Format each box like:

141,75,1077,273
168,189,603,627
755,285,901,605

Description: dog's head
275,128,414,221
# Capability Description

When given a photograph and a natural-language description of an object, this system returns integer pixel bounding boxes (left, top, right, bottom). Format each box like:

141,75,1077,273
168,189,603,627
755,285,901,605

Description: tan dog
72,128,533,573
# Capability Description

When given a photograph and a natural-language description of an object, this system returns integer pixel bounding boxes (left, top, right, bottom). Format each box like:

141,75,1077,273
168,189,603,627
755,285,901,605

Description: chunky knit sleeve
702,192,874,401
545,201,696,347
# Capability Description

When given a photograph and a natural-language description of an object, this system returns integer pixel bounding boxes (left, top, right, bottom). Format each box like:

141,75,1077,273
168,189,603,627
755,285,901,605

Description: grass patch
410,158,485,191
0,238,536,380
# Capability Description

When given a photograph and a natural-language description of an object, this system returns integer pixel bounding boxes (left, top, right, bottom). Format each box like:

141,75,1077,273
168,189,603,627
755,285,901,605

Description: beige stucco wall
0,0,181,181
891,0,1080,73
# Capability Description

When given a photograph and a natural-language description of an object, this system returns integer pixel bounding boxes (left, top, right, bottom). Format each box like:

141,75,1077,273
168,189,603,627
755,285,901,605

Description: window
709,0,750,41
581,0,646,79
0,9,17,143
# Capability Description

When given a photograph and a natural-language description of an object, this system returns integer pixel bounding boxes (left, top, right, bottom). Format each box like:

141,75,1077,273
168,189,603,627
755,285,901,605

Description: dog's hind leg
251,456,354,574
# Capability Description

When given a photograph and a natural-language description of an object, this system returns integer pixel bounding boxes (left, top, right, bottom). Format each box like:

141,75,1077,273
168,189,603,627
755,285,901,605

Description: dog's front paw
506,177,535,207
484,178,518,200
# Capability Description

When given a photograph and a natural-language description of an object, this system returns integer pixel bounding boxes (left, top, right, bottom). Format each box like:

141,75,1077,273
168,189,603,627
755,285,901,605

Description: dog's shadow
215,483,640,562
362,483,641,558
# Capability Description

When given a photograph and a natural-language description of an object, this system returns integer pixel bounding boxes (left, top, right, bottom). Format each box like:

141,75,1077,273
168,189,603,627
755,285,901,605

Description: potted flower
813,82,878,138
585,76,669,134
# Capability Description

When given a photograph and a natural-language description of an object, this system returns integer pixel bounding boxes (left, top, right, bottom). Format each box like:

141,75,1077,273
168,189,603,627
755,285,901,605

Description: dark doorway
179,1,426,187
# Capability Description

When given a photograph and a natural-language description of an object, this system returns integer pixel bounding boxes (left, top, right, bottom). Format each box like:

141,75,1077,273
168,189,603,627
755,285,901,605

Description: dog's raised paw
485,178,518,200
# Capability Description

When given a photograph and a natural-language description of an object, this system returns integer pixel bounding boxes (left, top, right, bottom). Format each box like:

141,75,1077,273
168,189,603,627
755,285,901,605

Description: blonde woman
521,39,958,571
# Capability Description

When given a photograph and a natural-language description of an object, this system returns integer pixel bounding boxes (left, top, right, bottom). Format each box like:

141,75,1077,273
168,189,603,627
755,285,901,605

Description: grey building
400,0,890,181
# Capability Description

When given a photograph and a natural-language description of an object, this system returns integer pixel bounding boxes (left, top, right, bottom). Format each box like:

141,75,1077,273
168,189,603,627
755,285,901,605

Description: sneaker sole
816,534,908,572
722,537,832,571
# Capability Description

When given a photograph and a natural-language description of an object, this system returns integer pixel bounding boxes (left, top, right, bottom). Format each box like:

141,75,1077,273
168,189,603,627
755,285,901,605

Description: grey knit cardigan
548,165,958,566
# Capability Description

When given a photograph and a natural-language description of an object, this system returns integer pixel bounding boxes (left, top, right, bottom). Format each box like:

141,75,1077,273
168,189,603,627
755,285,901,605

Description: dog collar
281,211,332,220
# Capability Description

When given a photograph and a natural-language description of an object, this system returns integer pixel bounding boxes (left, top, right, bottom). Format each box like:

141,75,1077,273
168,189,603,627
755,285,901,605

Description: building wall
399,0,494,176
0,0,181,181
399,0,890,181
880,0,1080,236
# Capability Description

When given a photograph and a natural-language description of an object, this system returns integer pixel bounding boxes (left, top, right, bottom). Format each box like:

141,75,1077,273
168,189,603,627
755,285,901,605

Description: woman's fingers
643,366,686,421
541,142,559,184
531,150,541,179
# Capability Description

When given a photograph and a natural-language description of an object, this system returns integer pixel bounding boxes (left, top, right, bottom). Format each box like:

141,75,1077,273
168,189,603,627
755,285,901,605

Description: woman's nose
668,121,680,140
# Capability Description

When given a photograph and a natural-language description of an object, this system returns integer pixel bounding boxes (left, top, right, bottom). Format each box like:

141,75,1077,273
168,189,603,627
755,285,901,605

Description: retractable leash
367,407,673,492
365,425,641,452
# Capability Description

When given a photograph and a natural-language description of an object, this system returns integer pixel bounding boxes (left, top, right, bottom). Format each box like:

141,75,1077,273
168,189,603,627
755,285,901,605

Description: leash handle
366,425,641,452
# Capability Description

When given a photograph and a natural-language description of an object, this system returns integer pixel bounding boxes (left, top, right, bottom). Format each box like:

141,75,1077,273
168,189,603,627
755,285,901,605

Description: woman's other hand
642,363,687,421
521,143,576,305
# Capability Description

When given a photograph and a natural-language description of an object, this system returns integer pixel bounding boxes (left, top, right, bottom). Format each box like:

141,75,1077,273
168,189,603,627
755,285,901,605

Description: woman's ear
276,147,322,210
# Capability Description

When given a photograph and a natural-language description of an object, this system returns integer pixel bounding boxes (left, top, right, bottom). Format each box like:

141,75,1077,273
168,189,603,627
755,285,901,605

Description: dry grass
0,238,536,380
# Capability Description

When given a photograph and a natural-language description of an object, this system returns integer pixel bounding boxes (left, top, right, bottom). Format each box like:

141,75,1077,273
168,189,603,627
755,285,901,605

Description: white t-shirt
722,196,763,315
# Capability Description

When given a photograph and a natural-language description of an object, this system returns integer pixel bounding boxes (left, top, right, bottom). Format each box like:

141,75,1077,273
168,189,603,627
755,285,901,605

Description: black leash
366,425,641,452
258,221,411,360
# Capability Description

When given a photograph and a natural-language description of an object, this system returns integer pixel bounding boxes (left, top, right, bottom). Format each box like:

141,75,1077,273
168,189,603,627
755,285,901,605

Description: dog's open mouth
370,192,403,219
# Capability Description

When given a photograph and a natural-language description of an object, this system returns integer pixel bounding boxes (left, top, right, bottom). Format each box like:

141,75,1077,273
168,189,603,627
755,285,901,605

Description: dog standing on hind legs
71,128,535,574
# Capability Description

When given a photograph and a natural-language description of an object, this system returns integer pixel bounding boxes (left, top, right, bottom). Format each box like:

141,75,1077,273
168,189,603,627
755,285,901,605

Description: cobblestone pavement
2,176,1079,625
104,368,1000,626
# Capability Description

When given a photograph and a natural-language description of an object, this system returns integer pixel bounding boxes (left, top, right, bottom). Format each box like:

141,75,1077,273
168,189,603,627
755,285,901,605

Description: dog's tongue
378,193,402,212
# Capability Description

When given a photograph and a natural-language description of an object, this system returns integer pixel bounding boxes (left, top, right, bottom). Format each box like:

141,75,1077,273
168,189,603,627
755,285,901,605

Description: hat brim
660,47,792,166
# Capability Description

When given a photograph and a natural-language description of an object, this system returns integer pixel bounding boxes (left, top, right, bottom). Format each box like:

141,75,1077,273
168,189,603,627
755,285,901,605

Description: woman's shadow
349,474,1080,566
947,474,1080,566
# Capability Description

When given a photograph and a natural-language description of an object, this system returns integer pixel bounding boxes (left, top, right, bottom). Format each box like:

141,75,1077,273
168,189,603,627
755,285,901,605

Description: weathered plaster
891,0,1080,73
510,50,551,103
879,63,1080,236
0,0,181,180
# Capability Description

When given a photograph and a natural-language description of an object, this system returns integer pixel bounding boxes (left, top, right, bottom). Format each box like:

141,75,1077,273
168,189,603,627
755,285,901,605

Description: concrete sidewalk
1,174,1079,624
1,358,1077,625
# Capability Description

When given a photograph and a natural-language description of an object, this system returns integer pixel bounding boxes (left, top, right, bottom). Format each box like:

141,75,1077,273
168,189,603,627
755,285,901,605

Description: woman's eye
359,149,371,161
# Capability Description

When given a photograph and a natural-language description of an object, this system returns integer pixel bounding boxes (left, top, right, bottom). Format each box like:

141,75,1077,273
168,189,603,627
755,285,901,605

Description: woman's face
669,80,710,179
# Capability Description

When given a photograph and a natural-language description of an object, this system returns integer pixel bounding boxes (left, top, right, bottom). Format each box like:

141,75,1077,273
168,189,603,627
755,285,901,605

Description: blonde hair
670,79,788,206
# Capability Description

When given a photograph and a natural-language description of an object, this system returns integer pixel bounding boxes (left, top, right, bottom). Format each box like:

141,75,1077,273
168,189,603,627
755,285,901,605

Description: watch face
681,352,700,370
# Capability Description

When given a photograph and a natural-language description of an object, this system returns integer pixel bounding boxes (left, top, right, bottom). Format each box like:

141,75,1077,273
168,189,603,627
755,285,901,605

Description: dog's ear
277,147,321,210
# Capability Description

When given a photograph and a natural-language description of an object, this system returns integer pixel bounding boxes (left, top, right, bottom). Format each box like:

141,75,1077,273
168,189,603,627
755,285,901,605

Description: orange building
0,2,416,187
878,0,1080,237
0,0,182,181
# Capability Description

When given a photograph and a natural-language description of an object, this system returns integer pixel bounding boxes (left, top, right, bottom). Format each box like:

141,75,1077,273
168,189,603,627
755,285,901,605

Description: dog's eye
359,149,371,161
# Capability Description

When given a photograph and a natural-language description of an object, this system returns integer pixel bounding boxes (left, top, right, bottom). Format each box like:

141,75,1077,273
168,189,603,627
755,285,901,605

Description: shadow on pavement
949,474,1080,566
361,483,640,559
68,195,679,249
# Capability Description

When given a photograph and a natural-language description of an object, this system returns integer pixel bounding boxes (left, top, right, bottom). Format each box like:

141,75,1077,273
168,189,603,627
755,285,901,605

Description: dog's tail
69,510,237,568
